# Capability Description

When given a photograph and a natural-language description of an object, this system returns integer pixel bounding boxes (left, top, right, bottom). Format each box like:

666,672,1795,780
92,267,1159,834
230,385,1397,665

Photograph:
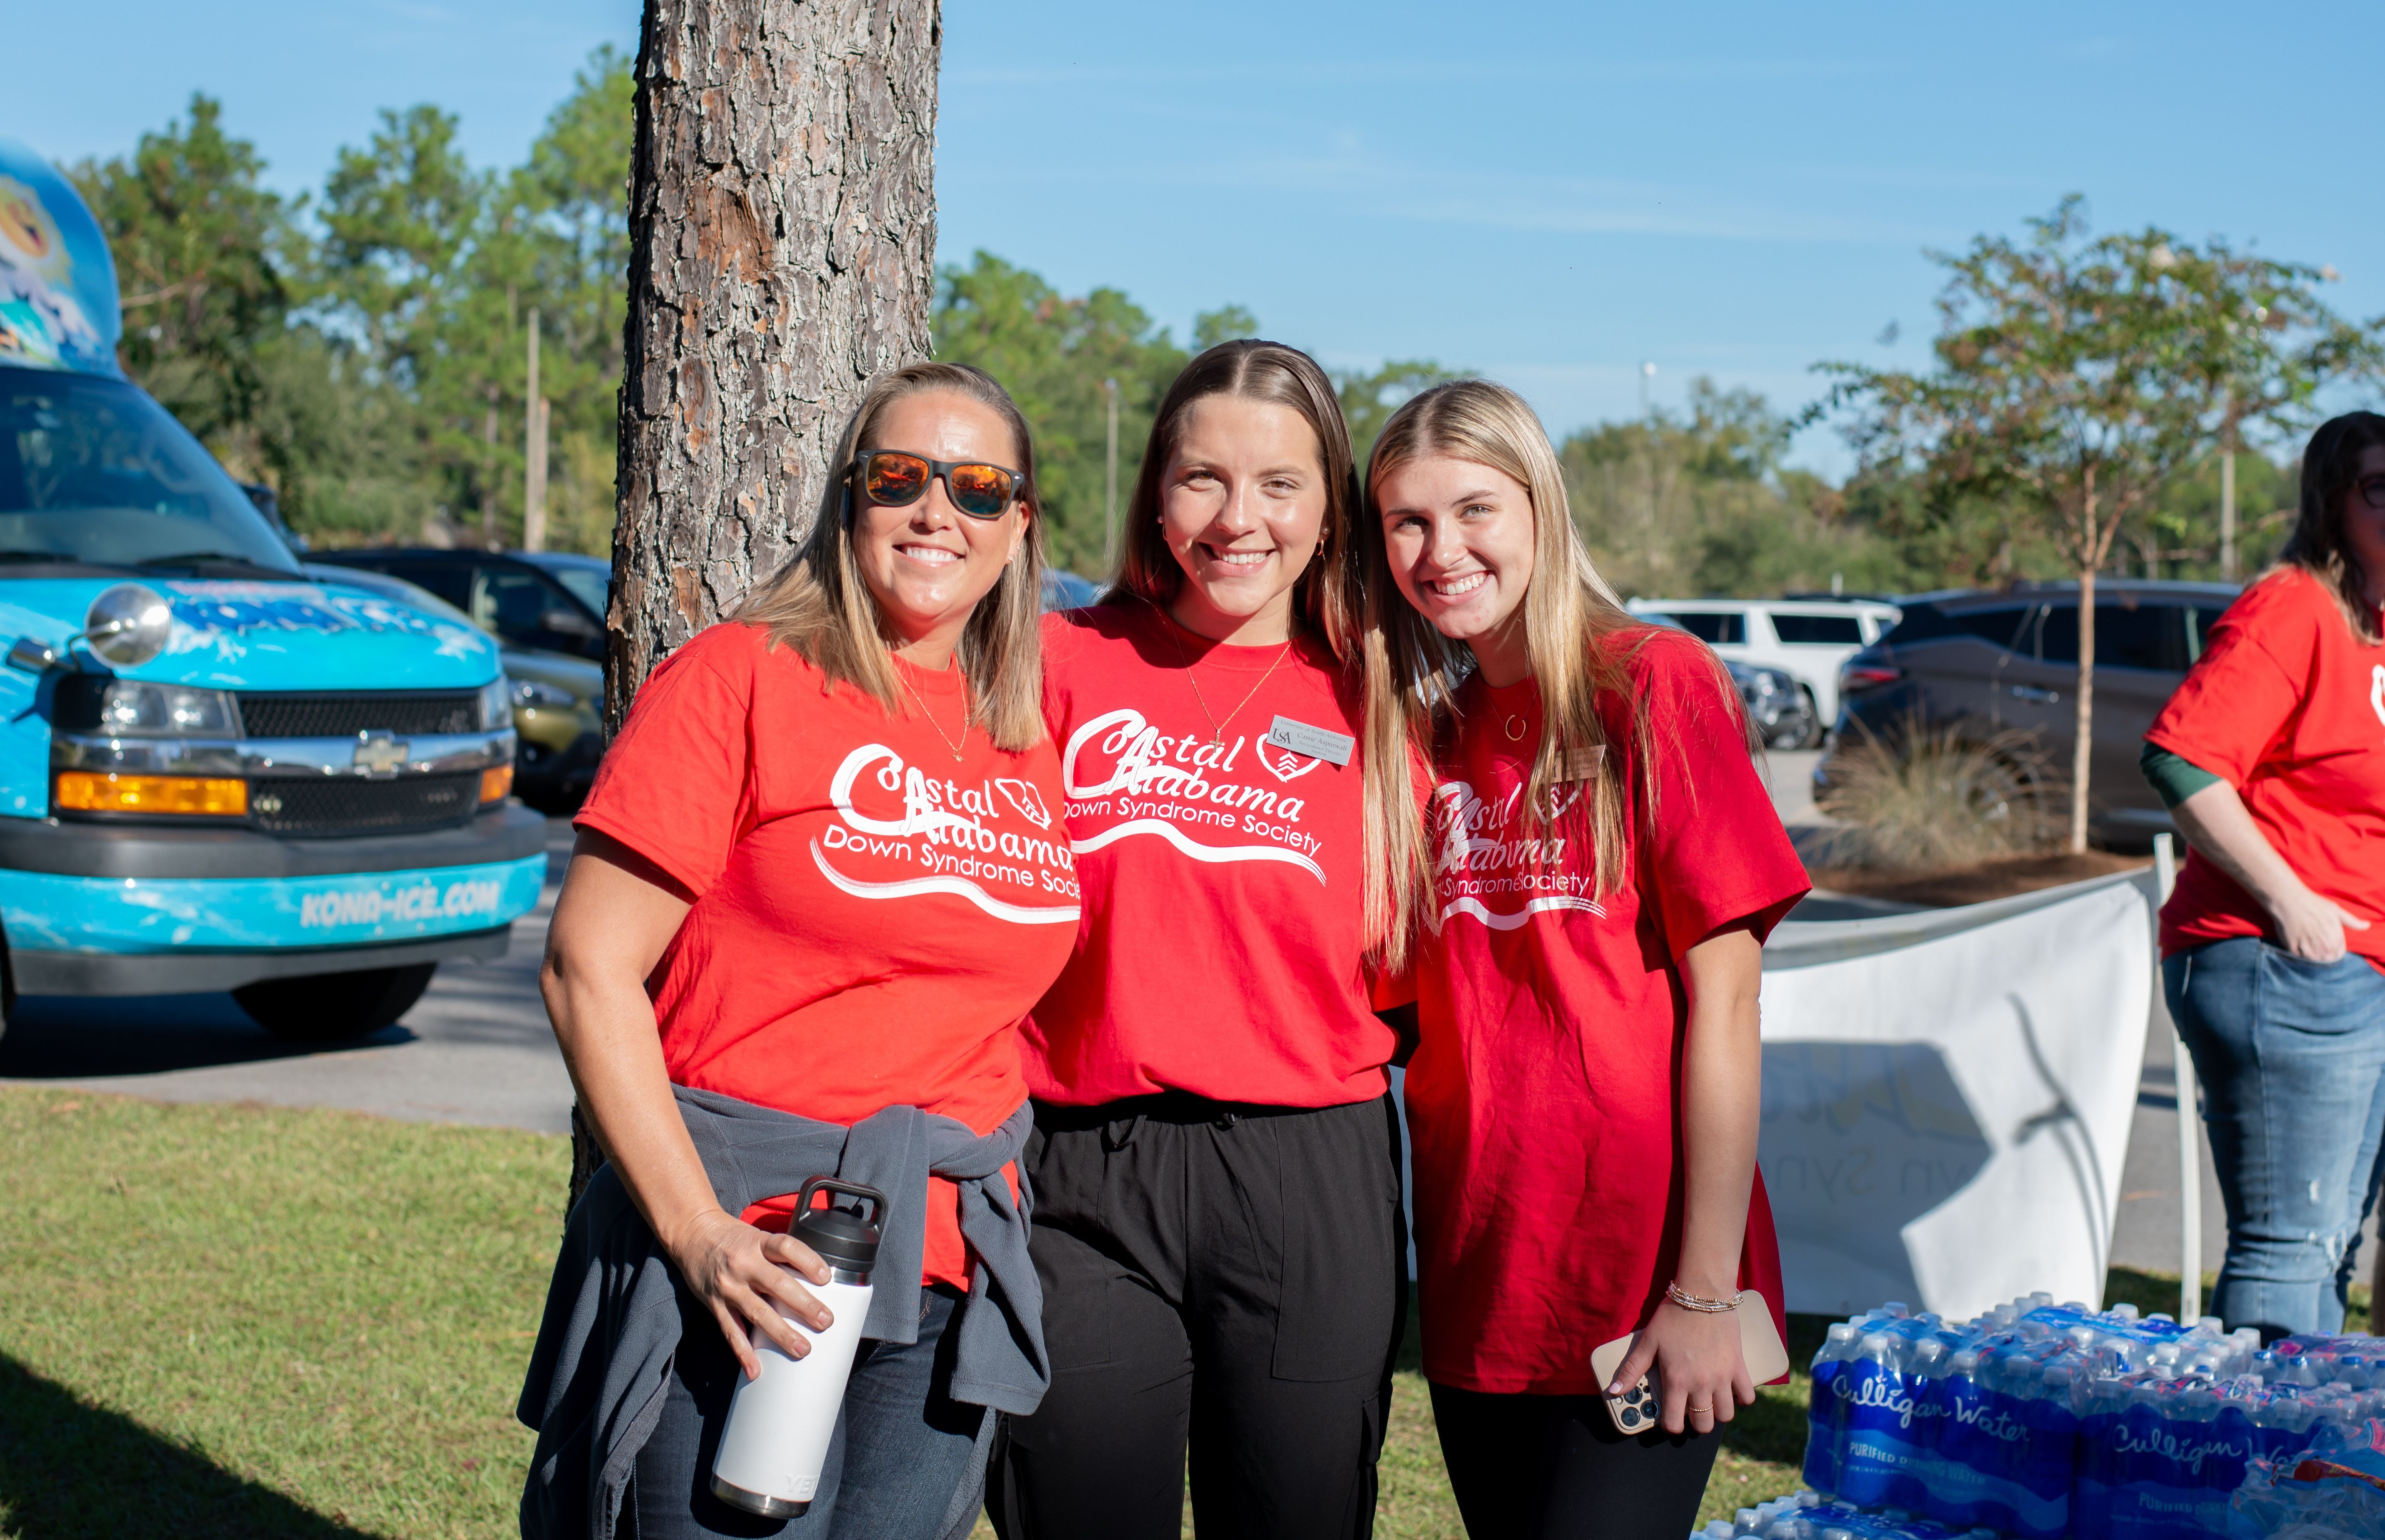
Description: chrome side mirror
81,583,174,669
2,584,176,675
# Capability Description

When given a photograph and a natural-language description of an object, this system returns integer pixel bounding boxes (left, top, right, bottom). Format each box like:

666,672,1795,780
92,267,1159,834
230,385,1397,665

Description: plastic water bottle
1806,1323,1860,1496
710,1178,886,1518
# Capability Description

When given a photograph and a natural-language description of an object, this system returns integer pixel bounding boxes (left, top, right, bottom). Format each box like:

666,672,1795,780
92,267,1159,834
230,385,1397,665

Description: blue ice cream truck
0,140,546,1038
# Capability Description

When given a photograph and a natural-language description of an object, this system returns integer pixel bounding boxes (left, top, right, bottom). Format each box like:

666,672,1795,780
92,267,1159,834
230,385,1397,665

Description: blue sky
16,1,2384,472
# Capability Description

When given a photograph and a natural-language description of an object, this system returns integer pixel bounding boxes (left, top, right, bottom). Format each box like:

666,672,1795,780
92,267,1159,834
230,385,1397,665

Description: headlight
479,676,513,730
57,678,238,736
510,678,578,710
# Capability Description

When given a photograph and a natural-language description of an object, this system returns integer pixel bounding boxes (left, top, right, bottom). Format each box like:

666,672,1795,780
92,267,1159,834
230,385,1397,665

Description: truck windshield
0,366,299,573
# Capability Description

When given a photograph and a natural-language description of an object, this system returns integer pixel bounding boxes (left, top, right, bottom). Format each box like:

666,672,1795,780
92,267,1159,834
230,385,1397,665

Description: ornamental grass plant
1813,717,2064,872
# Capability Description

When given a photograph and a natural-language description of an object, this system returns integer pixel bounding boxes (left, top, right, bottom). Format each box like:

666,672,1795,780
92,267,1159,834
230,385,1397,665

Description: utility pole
523,308,549,553
2219,438,2238,583
1103,376,1119,566
1639,360,1654,419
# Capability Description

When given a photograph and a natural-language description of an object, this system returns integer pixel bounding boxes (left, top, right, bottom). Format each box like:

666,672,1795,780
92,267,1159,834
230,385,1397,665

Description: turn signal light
480,764,515,804
57,772,248,816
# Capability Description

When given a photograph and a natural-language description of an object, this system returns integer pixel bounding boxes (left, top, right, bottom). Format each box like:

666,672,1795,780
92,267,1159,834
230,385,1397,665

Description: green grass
0,1086,564,1539
2,1085,2340,1540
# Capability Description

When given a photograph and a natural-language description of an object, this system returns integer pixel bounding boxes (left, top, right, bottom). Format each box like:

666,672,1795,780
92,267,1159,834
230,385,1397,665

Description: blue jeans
2165,937,2385,1337
628,1278,985,1540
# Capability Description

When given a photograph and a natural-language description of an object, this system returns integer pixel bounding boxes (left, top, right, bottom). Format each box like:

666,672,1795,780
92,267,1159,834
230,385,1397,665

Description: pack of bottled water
1693,1486,1998,1540
1799,1296,2385,1540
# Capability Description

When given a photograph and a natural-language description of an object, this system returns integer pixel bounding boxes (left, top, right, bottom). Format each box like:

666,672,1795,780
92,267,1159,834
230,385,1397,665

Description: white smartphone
1588,1290,1791,1435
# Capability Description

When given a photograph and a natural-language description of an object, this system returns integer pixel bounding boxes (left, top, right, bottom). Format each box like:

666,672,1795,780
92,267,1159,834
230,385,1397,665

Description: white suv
1623,597,1902,745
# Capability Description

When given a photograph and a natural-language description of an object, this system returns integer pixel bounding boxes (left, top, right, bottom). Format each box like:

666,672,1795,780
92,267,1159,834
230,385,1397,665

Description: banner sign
1757,872,2155,1318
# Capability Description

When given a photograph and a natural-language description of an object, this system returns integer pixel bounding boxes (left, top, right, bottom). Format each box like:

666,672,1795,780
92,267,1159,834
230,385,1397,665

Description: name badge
1558,745,1603,783
1265,715,1355,767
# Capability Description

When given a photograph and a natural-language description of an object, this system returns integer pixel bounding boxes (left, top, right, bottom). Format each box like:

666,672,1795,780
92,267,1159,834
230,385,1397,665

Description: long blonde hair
734,362,1049,751
1102,340,1365,662
1362,380,1694,964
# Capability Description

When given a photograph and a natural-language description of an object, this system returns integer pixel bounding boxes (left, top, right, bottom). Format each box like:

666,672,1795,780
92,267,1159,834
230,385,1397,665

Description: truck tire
233,962,438,1041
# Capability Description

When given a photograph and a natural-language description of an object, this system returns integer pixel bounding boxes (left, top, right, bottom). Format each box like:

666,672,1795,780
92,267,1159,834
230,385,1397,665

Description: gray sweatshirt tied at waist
516,1086,1047,1540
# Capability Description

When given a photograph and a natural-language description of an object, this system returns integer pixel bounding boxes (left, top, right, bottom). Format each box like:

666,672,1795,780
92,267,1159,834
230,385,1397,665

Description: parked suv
313,548,607,663
1821,579,2240,845
1623,596,1902,745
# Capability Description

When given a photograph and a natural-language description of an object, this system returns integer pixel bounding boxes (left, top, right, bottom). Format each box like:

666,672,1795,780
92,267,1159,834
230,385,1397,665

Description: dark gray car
1822,579,2241,846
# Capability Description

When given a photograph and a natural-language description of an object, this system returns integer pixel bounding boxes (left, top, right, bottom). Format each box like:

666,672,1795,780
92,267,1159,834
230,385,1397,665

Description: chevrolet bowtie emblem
352,731,410,776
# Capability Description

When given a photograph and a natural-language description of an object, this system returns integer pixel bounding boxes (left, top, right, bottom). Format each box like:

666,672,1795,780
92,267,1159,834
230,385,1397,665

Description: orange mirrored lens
946,463,1012,515
865,454,930,504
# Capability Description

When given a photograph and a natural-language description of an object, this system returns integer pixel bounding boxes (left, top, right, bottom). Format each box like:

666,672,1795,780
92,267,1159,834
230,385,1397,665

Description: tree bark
572,0,941,1211
607,0,940,731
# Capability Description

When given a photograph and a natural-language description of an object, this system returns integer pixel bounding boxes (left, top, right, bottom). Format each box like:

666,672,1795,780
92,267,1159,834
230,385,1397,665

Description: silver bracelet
1667,1282,1739,1314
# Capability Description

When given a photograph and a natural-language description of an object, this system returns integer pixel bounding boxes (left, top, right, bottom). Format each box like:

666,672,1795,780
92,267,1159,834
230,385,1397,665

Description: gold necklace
1503,714,1529,742
1149,599,1294,749
898,670,971,762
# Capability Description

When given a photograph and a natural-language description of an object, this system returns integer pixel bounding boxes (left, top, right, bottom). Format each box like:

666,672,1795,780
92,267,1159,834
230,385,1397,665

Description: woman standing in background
2144,410,2385,1341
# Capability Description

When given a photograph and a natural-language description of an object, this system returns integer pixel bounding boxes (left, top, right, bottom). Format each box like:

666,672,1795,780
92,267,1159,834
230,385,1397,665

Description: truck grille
237,691,480,739
248,773,481,837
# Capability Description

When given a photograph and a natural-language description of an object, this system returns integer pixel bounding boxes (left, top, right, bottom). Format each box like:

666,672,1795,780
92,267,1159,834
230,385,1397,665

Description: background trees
1820,199,2378,849
69,53,633,551
57,85,2371,630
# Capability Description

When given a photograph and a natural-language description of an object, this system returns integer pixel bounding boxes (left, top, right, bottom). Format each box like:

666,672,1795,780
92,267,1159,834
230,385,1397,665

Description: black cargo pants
988,1091,1406,1540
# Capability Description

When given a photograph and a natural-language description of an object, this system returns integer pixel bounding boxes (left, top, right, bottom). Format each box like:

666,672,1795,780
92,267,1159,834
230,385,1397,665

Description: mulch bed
1805,850,2151,909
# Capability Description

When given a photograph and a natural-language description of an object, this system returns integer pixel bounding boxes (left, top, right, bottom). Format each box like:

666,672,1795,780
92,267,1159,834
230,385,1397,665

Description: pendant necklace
899,668,972,762
1148,597,1294,748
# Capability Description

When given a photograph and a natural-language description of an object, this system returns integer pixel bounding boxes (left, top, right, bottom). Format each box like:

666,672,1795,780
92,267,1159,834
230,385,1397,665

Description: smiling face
1158,395,1329,645
851,391,1029,667
1375,453,1539,687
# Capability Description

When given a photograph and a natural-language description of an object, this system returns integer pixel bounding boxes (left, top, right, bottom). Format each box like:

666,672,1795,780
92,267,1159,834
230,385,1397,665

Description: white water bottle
710,1177,886,1518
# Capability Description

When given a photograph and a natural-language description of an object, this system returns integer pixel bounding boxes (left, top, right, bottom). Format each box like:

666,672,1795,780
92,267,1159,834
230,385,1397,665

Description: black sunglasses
851,451,1023,520
2359,474,2385,512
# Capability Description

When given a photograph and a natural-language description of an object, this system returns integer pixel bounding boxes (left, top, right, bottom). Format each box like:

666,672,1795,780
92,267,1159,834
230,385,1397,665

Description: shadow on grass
0,1354,376,1540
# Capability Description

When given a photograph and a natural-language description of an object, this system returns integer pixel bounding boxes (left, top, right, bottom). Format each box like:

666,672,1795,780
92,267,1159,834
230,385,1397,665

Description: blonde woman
520,363,1073,1540
1359,380,1807,1540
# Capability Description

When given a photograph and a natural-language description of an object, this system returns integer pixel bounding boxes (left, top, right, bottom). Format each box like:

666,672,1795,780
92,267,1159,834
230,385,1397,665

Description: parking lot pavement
0,818,579,1135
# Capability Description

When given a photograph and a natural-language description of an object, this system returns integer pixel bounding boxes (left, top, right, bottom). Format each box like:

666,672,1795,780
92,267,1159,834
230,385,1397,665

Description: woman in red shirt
990,341,1405,1540
2142,410,2385,1340
1361,380,1807,1540
520,363,1075,1539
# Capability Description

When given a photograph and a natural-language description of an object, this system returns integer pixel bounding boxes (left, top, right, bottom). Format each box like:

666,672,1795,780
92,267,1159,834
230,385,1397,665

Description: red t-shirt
2150,566,2385,967
1405,629,1810,1394
576,622,1079,1288
1022,604,1395,1107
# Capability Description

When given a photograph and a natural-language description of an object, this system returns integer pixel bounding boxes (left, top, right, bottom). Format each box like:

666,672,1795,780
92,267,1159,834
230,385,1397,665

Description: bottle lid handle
795,1176,887,1233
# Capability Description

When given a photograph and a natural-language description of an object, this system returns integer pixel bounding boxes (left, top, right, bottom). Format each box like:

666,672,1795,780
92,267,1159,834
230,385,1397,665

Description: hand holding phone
1591,1290,1788,1436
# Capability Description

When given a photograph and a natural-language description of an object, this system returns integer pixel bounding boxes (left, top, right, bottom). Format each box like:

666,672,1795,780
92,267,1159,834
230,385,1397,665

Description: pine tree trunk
572,0,941,1212
608,0,939,727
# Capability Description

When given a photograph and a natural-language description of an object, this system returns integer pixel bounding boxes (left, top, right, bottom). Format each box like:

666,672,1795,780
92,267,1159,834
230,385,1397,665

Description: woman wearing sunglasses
989,341,1406,1540
521,363,1071,1539
2145,410,2385,1340
1361,381,1806,1540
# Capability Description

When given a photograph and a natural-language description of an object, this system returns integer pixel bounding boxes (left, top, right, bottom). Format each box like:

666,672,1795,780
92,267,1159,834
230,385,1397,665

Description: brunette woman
520,363,1071,1540
990,341,1404,1540
1361,380,1807,1540
2145,410,2385,1339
